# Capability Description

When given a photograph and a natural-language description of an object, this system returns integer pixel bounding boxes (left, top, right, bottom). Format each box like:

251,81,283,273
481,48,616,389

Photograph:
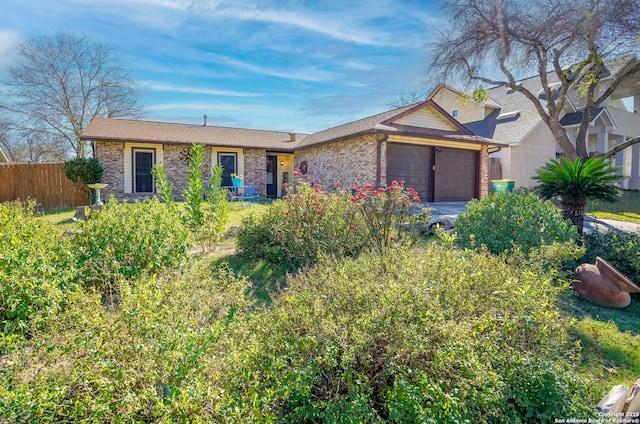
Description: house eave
88,136,298,152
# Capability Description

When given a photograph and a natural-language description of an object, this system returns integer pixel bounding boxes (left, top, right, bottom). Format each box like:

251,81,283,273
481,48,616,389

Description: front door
266,155,277,197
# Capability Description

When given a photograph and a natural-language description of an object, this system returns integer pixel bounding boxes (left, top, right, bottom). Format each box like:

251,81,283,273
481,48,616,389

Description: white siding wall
431,89,490,123
276,154,295,197
124,143,163,193
505,124,557,188
394,105,459,131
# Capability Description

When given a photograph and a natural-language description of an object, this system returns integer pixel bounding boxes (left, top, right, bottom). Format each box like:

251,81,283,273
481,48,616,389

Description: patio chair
241,184,259,205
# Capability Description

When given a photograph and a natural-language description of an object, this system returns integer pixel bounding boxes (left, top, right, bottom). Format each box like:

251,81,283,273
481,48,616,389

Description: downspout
376,133,389,187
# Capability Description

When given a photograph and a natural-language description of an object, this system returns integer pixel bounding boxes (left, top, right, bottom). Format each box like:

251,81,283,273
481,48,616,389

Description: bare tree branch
427,0,640,160
0,31,144,159
604,136,640,159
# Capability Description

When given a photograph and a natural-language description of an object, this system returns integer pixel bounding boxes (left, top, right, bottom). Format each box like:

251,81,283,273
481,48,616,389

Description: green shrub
237,179,428,272
582,230,640,283
64,157,104,203
73,198,191,296
351,180,430,263
182,143,205,230
0,201,75,343
63,157,103,184
0,260,252,422
200,164,229,249
236,180,366,271
212,248,596,422
455,192,579,255
152,145,229,252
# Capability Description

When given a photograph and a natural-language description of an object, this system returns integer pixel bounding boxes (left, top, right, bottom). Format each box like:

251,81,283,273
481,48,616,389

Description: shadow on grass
559,290,640,385
209,253,288,305
564,291,640,334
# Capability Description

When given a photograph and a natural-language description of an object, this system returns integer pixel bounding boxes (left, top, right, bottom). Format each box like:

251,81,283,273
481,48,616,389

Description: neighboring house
429,56,640,190
0,147,8,162
80,99,504,202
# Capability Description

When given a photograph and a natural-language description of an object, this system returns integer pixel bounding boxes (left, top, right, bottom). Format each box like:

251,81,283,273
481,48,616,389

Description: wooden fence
0,162,88,210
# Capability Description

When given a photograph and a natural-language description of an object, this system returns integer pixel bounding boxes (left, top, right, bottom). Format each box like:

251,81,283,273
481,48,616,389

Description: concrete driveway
424,201,640,234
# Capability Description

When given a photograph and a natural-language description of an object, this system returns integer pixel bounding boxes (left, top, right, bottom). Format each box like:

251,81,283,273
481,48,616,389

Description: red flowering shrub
350,180,430,261
237,179,366,271
237,178,429,271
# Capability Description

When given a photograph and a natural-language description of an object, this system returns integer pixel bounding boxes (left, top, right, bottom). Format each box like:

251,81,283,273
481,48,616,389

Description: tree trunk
548,119,578,160
561,198,587,235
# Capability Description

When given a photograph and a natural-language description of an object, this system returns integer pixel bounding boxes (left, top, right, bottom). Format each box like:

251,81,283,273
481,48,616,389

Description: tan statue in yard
571,257,640,308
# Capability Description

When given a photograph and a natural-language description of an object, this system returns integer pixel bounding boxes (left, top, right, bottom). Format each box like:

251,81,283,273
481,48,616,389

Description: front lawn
2,193,639,421
587,189,640,223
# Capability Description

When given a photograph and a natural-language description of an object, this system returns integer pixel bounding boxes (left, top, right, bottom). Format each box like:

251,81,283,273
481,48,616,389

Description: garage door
386,143,433,201
434,148,477,201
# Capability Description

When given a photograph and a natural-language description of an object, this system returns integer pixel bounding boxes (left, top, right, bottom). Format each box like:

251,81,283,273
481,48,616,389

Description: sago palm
533,157,624,234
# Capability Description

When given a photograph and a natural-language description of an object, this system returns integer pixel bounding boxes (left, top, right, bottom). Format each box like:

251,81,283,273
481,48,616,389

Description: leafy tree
533,157,624,234
428,0,640,160
183,143,205,230
0,31,142,159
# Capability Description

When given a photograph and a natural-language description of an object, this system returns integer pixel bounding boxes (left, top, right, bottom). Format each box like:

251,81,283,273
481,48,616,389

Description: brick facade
243,149,267,196
294,134,381,188
96,136,491,202
95,141,123,200
479,144,489,199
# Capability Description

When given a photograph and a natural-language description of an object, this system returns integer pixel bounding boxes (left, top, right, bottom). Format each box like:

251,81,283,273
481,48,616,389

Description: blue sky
1,0,443,134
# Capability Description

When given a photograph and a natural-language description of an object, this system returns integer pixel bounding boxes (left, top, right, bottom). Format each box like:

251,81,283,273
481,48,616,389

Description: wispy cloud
207,4,392,47
142,81,262,97
0,29,23,67
206,53,339,83
146,101,272,112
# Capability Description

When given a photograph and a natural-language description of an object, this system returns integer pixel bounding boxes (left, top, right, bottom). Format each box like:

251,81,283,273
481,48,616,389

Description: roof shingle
81,117,307,151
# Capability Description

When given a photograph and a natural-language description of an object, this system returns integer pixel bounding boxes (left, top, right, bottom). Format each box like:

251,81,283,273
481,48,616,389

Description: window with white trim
133,149,155,193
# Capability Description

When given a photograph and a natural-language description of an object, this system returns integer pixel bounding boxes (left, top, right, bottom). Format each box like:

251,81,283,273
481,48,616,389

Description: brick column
479,144,489,199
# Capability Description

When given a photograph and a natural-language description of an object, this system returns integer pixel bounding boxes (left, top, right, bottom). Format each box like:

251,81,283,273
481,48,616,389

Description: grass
560,290,640,388
34,199,640,405
587,189,640,223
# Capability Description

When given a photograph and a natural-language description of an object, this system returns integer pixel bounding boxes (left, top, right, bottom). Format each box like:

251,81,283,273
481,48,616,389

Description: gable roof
0,147,8,162
296,99,502,149
461,56,638,145
559,107,609,127
80,117,307,152
81,100,505,153
463,74,553,145
428,83,502,109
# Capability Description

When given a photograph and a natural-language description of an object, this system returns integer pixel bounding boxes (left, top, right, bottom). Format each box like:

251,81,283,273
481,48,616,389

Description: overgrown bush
211,248,596,422
0,241,598,421
237,180,366,271
0,260,252,422
237,179,429,272
455,191,579,255
582,230,640,283
0,201,75,344
73,197,191,298
152,144,229,251
350,180,430,263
